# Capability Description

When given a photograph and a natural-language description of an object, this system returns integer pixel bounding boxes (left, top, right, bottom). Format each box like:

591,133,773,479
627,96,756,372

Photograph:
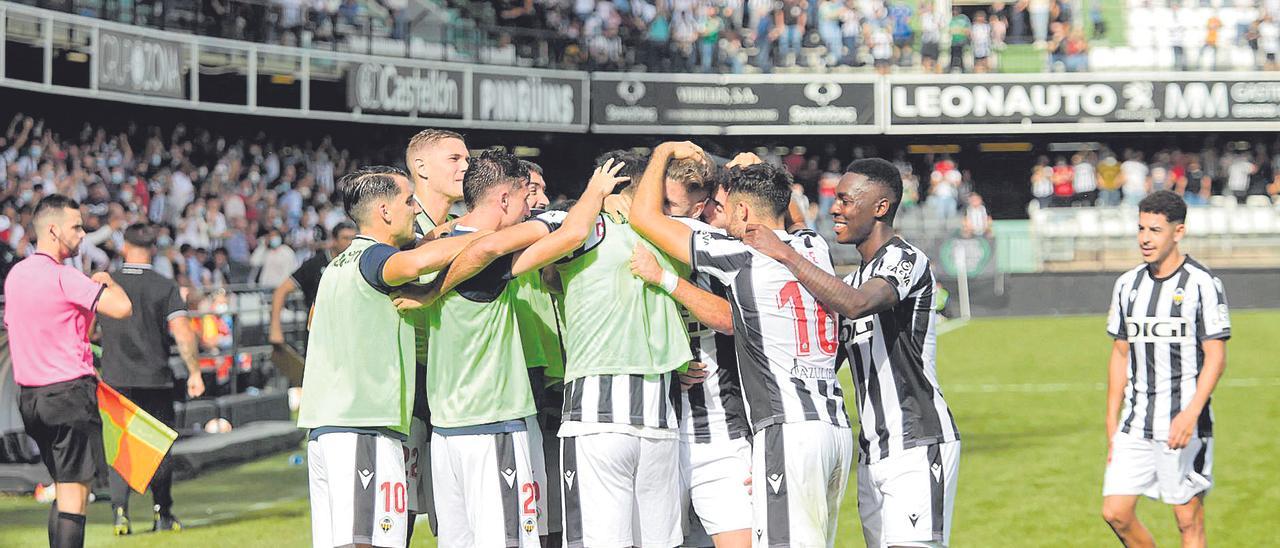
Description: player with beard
743,158,961,548
633,143,853,547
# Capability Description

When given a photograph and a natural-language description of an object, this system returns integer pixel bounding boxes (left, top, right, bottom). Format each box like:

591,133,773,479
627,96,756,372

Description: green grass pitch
2,311,1278,547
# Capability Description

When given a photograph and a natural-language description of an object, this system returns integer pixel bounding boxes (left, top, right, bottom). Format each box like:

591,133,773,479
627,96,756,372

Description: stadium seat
1186,208,1210,236
1207,207,1230,235
1245,195,1272,207
1250,207,1276,234
1077,209,1102,238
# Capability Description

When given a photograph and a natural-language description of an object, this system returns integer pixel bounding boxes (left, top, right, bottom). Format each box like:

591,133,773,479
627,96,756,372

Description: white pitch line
946,377,1280,394
183,496,300,527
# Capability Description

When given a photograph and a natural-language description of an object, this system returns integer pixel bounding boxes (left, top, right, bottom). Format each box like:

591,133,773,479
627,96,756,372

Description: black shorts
922,42,940,60
19,376,105,483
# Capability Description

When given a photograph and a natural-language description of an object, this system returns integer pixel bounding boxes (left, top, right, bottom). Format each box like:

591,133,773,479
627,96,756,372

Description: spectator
775,0,807,67
972,11,994,72
1170,4,1188,71
947,6,971,73
1050,156,1074,207
1202,13,1222,70
870,20,894,74
839,0,864,66
1030,156,1054,208
929,157,960,218
1261,13,1280,70
697,5,723,72
1047,21,1068,70
962,193,992,238
1121,150,1150,206
1029,0,1050,44
889,0,914,66
1065,27,1089,72
818,0,845,66
919,3,943,72
1182,158,1211,206
1097,153,1123,206
249,227,296,287
1071,153,1098,206
1089,0,1105,39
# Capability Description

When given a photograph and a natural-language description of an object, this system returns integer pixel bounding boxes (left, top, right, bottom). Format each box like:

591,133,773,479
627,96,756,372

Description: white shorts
857,440,961,548
753,422,854,548
307,431,408,548
561,432,682,548
681,436,753,538
431,417,547,548
1103,431,1213,505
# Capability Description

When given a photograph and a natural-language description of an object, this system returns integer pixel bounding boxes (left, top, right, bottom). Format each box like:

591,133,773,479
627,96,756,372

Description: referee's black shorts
18,375,105,484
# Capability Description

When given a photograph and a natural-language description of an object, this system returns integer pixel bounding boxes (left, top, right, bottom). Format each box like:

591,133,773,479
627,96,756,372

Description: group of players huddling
296,129,1226,548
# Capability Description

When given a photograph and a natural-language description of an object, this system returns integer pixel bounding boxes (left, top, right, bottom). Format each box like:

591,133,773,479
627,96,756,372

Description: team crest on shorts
523,516,536,534
379,516,393,533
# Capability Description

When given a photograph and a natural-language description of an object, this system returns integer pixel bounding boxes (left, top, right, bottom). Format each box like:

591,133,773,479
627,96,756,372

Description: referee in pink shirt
4,195,132,548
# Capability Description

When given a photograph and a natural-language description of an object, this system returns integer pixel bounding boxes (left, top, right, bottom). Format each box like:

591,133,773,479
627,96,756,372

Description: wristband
659,270,679,294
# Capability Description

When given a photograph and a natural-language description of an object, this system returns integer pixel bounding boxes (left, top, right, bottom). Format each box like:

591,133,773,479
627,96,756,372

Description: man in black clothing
97,223,205,535
268,221,357,346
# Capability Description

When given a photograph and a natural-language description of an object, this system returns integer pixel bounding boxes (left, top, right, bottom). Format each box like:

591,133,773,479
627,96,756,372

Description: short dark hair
519,160,544,177
846,158,905,223
1139,190,1187,224
339,166,408,223
728,163,792,218
462,149,529,209
123,223,156,247
33,194,80,226
330,220,357,239
594,150,649,192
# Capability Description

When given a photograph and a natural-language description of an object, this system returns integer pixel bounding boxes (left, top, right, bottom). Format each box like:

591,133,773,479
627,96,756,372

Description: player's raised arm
631,142,706,265
629,243,734,335
742,224,898,319
509,159,630,276
379,229,491,287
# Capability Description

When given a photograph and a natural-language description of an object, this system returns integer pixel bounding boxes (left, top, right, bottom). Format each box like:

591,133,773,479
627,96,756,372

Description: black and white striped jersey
1107,258,1230,441
841,237,960,465
690,228,851,432
672,218,751,444
560,373,680,431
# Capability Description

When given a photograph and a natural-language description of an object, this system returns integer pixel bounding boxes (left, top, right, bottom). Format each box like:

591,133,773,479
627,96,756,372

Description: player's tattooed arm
1169,339,1226,450
381,229,491,287
1104,339,1129,462
510,159,629,276
742,224,898,318
631,141,706,265
630,244,733,335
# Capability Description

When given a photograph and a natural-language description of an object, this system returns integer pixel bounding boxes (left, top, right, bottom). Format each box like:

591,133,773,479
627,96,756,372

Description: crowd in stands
0,112,386,299
1028,141,1280,210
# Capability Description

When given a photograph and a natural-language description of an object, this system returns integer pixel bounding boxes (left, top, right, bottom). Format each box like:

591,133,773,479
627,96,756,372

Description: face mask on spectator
151,154,162,166
270,236,283,248
112,171,125,184
29,146,41,158
158,235,173,247
20,190,33,203
249,172,261,183
121,188,134,202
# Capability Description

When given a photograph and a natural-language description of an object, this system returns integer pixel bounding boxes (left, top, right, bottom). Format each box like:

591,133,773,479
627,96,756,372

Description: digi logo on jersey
840,317,875,345
1124,317,1194,343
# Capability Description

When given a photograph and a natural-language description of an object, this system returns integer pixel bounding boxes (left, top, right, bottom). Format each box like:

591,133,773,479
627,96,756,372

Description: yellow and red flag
97,382,179,493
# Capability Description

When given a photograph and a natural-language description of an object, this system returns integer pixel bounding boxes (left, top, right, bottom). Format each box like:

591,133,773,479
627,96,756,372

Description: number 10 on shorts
380,481,407,514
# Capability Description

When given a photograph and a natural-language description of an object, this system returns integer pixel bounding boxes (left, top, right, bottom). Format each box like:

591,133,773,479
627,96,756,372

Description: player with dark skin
741,169,901,321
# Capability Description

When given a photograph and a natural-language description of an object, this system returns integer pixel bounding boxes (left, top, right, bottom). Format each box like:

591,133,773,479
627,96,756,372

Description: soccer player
631,143,854,547
409,150,547,547
402,128,469,538
1101,190,1227,548
432,150,702,547
4,194,133,548
628,158,760,548
98,223,205,535
297,166,483,548
514,159,570,547
741,158,961,548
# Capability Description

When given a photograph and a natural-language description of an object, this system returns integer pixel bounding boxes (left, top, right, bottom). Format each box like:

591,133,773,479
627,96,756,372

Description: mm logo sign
1125,317,1193,343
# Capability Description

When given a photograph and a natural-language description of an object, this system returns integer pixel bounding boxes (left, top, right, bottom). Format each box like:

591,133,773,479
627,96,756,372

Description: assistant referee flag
97,381,179,493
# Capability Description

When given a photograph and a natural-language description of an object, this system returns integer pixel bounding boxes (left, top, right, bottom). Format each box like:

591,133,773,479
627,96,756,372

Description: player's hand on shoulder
586,158,630,195
392,285,439,312
91,271,115,286
742,223,790,261
629,243,663,285
678,361,708,391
